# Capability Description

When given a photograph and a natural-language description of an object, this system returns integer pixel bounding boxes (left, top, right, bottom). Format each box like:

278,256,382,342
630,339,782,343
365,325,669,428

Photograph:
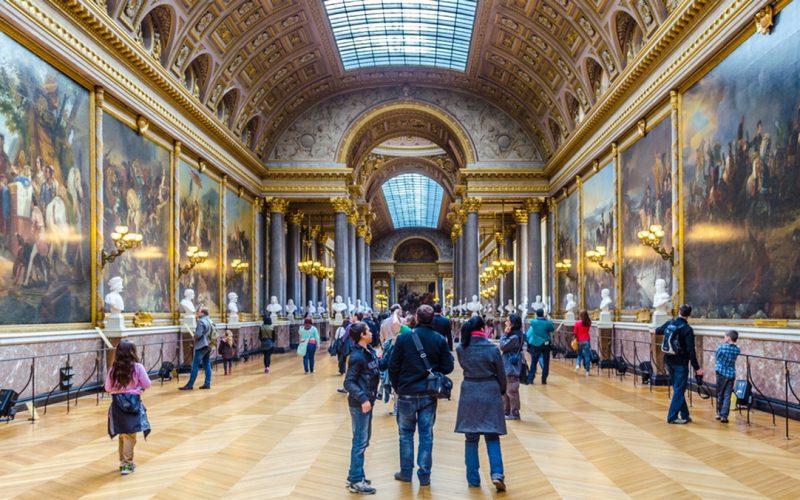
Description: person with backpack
180,307,214,390
499,314,524,420
259,315,275,374
657,304,704,424
455,316,508,491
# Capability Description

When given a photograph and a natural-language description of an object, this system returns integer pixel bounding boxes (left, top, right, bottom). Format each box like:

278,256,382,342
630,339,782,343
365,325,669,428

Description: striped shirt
715,343,740,379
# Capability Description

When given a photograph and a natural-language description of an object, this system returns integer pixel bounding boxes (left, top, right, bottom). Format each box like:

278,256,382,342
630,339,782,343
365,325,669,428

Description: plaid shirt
715,343,740,379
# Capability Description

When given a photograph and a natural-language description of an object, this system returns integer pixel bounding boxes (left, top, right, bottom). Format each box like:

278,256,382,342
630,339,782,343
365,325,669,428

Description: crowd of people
104,300,741,494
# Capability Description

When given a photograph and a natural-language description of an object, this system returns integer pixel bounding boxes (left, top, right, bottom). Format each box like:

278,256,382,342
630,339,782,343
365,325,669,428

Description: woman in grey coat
455,316,508,492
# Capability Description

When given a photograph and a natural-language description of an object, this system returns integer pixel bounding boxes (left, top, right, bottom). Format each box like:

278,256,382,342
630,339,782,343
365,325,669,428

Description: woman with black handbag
259,316,274,374
454,317,508,492
499,314,524,420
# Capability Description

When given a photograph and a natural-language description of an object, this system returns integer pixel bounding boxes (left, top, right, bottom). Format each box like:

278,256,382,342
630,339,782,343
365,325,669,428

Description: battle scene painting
682,1,800,319
179,160,220,314
225,190,252,314
103,114,171,313
620,118,672,310
556,191,579,313
582,163,615,310
0,31,91,324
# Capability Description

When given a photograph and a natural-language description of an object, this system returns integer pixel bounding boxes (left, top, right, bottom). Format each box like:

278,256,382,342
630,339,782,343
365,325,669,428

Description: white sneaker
585,371,590,377
574,365,580,372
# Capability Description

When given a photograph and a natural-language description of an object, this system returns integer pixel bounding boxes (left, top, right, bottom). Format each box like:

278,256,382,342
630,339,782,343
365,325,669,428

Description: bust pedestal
563,311,576,326
180,313,197,331
334,312,343,324
651,310,669,328
598,311,613,326
104,313,125,334
228,313,240,327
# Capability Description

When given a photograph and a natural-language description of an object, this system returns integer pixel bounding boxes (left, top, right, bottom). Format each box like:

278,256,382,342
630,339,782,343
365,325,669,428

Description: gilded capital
309,225,321,239
364,231,373,245
347,209,359,225
267,197,290,214
524,197,545,214
330,197,352,213
463,197,482,213
357,225,369,238
288,211,305,225
513,209,529,224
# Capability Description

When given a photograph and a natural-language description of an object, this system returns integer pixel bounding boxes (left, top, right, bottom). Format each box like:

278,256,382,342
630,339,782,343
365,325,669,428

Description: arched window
184,54,211,99
241,115,261,149
616,11,644,67
586,57,608,99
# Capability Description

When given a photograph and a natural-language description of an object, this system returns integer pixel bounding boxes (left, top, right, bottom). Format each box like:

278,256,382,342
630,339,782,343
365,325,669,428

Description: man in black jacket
388,304,454,486
344,322,381,494
657,304,704,424
431,303,453,351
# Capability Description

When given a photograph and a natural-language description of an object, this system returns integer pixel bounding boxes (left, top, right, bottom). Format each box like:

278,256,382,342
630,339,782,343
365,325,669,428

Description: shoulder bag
409,332,453,400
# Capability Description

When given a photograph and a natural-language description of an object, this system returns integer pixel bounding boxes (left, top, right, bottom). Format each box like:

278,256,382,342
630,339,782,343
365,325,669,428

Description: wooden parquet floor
2,347,800,499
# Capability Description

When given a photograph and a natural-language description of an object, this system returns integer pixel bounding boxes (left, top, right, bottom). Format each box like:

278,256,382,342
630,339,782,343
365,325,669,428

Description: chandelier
298,214,334,279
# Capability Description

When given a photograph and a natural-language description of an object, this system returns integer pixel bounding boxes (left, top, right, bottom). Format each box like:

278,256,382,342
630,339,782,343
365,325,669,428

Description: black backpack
660,321,684,355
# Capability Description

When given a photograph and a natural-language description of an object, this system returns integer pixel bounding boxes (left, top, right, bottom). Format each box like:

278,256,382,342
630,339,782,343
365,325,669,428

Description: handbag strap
410,332,433,374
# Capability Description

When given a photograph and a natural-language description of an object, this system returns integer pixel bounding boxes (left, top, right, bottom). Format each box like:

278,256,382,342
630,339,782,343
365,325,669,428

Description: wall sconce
555,258,572,274
231,259,249,274
637,224,674,264
101,226,143,267
326,284,335,298
179,246,208,276
585,246,615,275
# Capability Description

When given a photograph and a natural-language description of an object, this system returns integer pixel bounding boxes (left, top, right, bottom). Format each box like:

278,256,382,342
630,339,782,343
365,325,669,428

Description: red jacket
573,322,591,342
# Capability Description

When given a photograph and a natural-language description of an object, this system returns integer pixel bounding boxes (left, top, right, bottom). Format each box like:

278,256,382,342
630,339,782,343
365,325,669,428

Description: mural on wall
582,163,615,310
371,228,452,261
682,1,800,319
269,87,541,163
556,191,579,312
394,239,438,262
178,160,220,314
0,31,92,324
620,118,672,309
225,190,252,313
103,114,171,313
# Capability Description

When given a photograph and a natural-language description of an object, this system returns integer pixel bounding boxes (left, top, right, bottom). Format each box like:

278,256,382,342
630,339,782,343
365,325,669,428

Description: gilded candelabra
179,246,208,276
555,258,572,274
585,246,614,275
231,259,250,274
101,226,143,267
637,224,674,264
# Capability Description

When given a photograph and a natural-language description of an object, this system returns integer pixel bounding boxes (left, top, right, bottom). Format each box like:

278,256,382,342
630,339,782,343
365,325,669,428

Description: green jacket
299,326,320,344
526,318,554,347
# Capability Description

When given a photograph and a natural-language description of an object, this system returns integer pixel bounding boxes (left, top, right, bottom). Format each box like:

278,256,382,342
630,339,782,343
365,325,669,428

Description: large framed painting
620,117,672,310
582,162,615,310
0,31,92,324
556,190,579,313
102,113,171,313
225,189,253,314
682,1,800,319
178,160,220,314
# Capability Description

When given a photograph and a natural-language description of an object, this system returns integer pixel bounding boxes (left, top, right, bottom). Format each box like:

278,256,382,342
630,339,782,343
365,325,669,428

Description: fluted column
451,228,461,304
268,198,290,308
331,198,351,301
347,209,358,305
502,230,514,307
526,198,545,303
365,230,373,306
356,225,367,304
318,234,329,308
462,197,481,300
514,208,529,305
306,226,320,310
389,272,397,305
287,211,303,309
436,272,445,304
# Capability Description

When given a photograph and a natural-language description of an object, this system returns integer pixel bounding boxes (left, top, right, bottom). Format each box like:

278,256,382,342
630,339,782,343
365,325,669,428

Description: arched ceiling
107,0,672,162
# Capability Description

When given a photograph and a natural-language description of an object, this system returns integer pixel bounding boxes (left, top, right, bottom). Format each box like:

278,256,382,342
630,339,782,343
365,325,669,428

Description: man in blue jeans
388,305,454,486
179,307,213,390
657,304,703,424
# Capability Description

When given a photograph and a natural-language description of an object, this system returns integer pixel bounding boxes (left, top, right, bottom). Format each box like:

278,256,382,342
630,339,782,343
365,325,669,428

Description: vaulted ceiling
107,0,674,163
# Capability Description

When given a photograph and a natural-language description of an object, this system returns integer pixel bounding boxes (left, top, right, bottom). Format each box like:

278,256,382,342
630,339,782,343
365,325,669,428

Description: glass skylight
381,174,444,229
323,0,477,71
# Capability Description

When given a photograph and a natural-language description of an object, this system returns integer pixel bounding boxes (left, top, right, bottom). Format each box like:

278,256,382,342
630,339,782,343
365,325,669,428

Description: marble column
502,230,514,308
389,272,397,305
331,198,350,301
462,198,481,300
347,209,358,306
436,273,445,304
268,198,290,308
287,211,303,309
318,234,328,306
365,232,372,307
356,225,367,304
451,229,460,303
514,208,529,305
306,226,319,311
526,198,544,303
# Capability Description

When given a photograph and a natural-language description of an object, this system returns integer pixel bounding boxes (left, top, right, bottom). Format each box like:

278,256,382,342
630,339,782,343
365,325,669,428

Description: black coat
431,314,453,350
388,325,454,395
455,336,507,435
344,344,381,408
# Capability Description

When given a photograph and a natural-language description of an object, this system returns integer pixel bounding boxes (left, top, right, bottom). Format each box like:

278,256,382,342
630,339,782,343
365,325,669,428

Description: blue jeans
465,433,504,486
396,395,437,481
667,363,689,422
716,372,735,418
186,346,211,388
577,341,591,371
304,343,317,372
528,345,550,384
347,406,373,483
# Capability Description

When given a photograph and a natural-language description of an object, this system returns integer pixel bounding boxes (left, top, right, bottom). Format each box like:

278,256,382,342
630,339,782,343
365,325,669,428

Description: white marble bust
180,289,196,314
332,295,347,322
599,288,613,312
346,297,354,315
227,292,239,314
267,296,282,322
355,299,363,313
653,279,671,313
307,300,317,315
518,296,528,317
564,293,577,323
467,295,483,316
532,294,545,312
286,299,297,318
317,301,326,315
505,299,515,315
105,276,124,314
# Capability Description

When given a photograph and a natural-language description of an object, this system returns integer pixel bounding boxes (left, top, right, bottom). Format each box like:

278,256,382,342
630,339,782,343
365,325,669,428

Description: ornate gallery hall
1,0,800,498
